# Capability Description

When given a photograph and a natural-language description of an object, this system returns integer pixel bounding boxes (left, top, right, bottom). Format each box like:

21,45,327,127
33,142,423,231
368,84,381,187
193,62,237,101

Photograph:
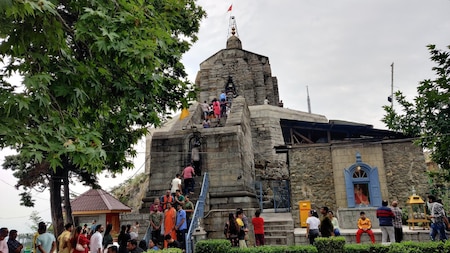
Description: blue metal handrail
185,172,209,253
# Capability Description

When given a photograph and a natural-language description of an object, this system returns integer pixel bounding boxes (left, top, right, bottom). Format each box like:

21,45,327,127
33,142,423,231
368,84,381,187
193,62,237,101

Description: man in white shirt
89,224,104,253
0,228,9,253
170,174,182,196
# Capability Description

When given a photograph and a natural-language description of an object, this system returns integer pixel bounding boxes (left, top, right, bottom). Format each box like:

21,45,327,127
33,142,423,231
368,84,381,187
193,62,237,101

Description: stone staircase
260,210,294,246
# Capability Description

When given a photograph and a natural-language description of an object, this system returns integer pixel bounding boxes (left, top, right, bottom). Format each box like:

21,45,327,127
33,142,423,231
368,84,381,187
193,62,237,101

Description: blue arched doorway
344,152,382,207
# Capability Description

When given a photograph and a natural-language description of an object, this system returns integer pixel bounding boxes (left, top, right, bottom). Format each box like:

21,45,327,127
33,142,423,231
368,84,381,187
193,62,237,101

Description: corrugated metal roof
71,189,132,213
280,119,412,144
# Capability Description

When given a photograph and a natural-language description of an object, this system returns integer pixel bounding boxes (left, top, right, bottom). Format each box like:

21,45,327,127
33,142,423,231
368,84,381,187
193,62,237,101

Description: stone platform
294,226,434,245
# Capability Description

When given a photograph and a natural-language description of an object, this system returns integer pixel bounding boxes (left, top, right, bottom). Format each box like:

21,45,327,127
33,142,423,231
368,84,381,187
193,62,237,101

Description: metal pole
391,62,394,108
307,86,311,114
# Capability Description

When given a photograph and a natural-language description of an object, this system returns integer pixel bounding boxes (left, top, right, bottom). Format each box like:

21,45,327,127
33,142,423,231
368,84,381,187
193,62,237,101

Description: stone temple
139,19,428,245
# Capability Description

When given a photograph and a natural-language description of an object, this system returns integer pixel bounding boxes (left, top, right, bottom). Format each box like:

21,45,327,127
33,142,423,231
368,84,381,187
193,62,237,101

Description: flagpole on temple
226,4,235,39
307,85,311,114
390,62,394,108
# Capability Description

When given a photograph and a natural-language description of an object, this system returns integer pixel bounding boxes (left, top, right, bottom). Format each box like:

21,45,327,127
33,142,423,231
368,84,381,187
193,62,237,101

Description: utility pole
390,62,394,108
307,86,311,114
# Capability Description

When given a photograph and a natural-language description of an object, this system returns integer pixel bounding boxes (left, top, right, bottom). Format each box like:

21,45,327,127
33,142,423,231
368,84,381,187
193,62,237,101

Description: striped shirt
391,206,403,228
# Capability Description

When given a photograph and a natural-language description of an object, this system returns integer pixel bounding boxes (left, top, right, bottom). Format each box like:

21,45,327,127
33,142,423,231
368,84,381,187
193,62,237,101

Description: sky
1,0,450,234
183,0,450,130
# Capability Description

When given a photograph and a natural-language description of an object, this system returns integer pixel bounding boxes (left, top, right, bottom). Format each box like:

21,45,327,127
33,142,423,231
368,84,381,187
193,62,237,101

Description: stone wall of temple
196,48,279,106
382,140,428,203
289,140,427,228
331,144,387,209
141,97,259,211
289,145,334,227
248,105,329,208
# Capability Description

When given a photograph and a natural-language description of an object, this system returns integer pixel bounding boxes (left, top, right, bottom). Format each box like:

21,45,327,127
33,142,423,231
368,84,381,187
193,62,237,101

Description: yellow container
299,200,311,228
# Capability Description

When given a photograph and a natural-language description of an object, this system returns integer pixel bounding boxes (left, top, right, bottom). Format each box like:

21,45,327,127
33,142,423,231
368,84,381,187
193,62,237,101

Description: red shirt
252,217,264,234
182,166,195,179
150,203,163,213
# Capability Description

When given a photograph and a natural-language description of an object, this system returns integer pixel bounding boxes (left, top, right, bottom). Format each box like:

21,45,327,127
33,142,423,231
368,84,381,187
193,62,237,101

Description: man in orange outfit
163,203,177,249
356,211,375,243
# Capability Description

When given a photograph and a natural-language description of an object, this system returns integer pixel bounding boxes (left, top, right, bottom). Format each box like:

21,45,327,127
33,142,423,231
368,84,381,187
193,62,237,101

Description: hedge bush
343,243,370,253
194,238,450,253
227,245,317,253
314,237,346,253
155,248,182,253
194,239,231,253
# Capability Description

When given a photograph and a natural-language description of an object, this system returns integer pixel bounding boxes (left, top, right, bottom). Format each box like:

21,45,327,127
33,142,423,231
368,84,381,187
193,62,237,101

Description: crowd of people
147,171,196,251
304,196,449,245
200,91,232,128
2,195,449,252
304,203,402,245
304,202,402,245
223,208,254,248
305,207,338,245
0,220,145,253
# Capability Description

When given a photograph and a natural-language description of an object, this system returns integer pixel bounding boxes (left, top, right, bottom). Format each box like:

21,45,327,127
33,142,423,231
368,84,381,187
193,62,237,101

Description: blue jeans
430,222,447,241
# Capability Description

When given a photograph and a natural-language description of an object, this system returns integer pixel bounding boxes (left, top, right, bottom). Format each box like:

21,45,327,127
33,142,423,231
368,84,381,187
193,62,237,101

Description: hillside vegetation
110,172,149,212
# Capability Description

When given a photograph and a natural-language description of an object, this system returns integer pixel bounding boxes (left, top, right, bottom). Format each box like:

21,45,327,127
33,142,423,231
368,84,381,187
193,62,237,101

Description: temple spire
228,16,239,38
226,16,242,49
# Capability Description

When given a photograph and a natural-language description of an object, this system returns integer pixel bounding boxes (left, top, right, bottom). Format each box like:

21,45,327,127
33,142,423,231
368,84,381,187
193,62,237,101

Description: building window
354,183,370,206
353,169,368,178
344,152,382,207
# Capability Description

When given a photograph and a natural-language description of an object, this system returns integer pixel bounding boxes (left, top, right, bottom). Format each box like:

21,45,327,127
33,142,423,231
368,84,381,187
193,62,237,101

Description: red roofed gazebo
71,188,132,235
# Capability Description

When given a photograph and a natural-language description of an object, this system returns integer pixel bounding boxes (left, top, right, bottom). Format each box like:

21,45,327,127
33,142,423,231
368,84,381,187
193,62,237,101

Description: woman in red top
212,99,221,120
251,209,265,246
71,226,90,253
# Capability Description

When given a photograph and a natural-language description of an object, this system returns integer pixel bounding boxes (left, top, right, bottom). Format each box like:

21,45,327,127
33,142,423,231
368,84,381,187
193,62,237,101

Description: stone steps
260,211,294,246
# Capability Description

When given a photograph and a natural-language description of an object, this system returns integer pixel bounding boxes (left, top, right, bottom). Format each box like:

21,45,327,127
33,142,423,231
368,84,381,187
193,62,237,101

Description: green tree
383,45,450,179
29,211,44,232
0,0,205,236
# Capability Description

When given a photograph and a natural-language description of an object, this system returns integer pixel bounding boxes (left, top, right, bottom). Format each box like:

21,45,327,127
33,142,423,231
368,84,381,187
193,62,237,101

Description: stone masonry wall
248,105,329,209
196,48,279,106
331,143,387,209
288,139,427,228
289,145,334,227
382,140,428,206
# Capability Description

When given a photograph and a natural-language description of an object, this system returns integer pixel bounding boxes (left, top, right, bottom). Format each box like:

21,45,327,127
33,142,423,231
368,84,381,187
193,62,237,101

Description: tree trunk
49,172,64,237
63,172,74,225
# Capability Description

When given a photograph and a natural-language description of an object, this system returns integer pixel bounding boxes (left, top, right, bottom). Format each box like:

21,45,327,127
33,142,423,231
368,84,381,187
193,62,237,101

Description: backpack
224,221,239,239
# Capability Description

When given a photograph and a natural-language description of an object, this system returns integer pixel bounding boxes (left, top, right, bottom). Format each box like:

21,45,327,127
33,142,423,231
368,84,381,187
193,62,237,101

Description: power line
0,208,50,220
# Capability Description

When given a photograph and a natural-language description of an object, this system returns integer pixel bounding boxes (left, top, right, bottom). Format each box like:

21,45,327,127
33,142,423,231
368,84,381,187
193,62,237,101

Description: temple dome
226,35,242,49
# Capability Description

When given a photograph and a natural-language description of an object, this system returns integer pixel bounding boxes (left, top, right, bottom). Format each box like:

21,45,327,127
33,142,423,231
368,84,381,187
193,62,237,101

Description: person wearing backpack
224,213,239,247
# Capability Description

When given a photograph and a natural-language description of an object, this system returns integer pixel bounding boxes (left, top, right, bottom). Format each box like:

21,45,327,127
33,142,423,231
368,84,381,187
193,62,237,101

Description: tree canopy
0,0,205,236
383,45,450,179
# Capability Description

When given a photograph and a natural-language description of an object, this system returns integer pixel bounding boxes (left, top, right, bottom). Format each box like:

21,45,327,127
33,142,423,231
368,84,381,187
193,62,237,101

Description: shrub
314,237,345,253
195,239,231,253
232,245,317,253
367,244,389,253
343,243,370,253
389,241,444,253
444,240,450,252
159,248,182,253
